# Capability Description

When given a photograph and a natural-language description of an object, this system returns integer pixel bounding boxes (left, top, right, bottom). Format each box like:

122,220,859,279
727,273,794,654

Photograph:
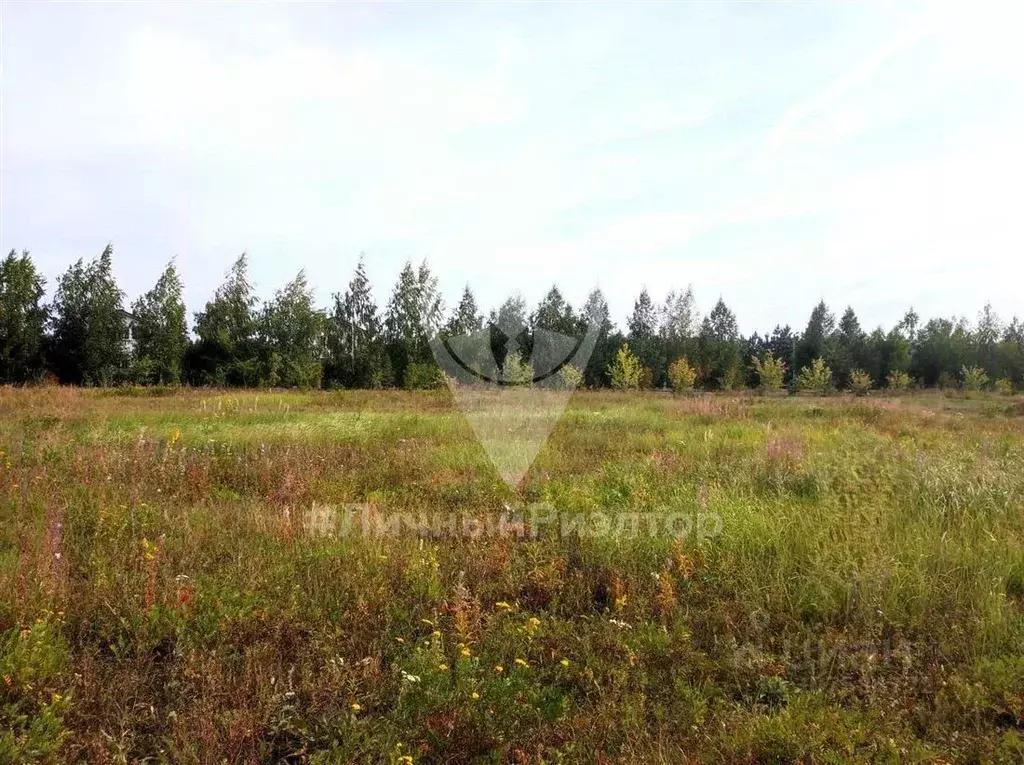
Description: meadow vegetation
1,386,1023,763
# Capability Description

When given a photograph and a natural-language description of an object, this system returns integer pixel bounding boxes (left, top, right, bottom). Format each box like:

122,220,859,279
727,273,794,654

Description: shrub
404,362,445,389
938,371,957,390
995,378,1014,396
609,344,642,390
501,351,533,385
849,369,873,396
796,358,832,395
639,366,655,390
557,363,584,390
751,352,786,393
886,370,910,391
667,357,697,393
961,365,990,392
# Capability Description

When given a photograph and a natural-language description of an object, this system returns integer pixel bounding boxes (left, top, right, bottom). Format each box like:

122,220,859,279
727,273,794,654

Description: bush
961,365,990,392
750,352,786,393
404,362,445,389
667,357,697,393
849,369,873,396
796,358,832,395
501,351,533,385
886,370,910,392
995,378,1014,396
609,344,642,390
557,363,584,390
639,366,655,390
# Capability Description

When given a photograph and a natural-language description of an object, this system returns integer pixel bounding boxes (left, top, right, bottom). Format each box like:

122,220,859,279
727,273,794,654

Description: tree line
1,246,1022,393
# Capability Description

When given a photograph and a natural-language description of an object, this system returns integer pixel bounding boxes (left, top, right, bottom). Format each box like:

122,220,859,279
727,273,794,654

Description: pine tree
529,286,580,380
531,286,578,336
696,298,741,389
0,250,48,383
445,285,483,337
580,287,617,388
830,306,865,390
627,288,661,383
795,300,835,375
130,261,188,384
417,260,444,339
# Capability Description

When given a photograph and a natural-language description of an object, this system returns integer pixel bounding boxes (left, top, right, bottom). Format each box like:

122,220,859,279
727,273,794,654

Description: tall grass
0,386,1022,762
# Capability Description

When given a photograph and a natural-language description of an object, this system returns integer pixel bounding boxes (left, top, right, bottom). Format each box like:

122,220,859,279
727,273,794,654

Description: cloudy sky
2,1,1021,334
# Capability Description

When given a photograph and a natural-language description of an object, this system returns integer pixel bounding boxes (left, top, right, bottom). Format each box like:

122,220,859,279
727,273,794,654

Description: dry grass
1,386,1023,762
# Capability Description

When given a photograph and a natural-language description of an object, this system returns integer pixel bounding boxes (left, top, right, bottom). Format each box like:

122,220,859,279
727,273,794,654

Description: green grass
1,386,1023,762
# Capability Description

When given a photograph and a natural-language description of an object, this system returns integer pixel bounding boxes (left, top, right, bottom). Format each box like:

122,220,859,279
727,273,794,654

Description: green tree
865,314,913,389
766,325,797,388
445,285,483,337
130,261,187,384
0,250,48,383
326,256,388,388
886,369,910,391
531,286,581,378
49,245,129,385
996,317,1024,387
580,288,618,388
260,270,325,388
189,254,261,385
501,350,533,386
488,293,529,374
830,306,865,389
609,343,642,390
696,298,741,390
795,300,835,376
667,356,697,393
961,365,989,392
974,302,1002,378
531,286,579,337
849,369,873,396
912,317,972,388
751,352,786,393
627,288,662,380
659,286,697,384
558,363,584,390
796,357,833,395
384,260,443,386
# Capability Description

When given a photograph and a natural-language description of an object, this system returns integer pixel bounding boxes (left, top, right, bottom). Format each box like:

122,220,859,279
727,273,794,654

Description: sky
2,1,1022,335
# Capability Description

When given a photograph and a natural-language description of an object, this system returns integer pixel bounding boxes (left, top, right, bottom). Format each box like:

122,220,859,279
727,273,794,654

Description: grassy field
1,386,1023,763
